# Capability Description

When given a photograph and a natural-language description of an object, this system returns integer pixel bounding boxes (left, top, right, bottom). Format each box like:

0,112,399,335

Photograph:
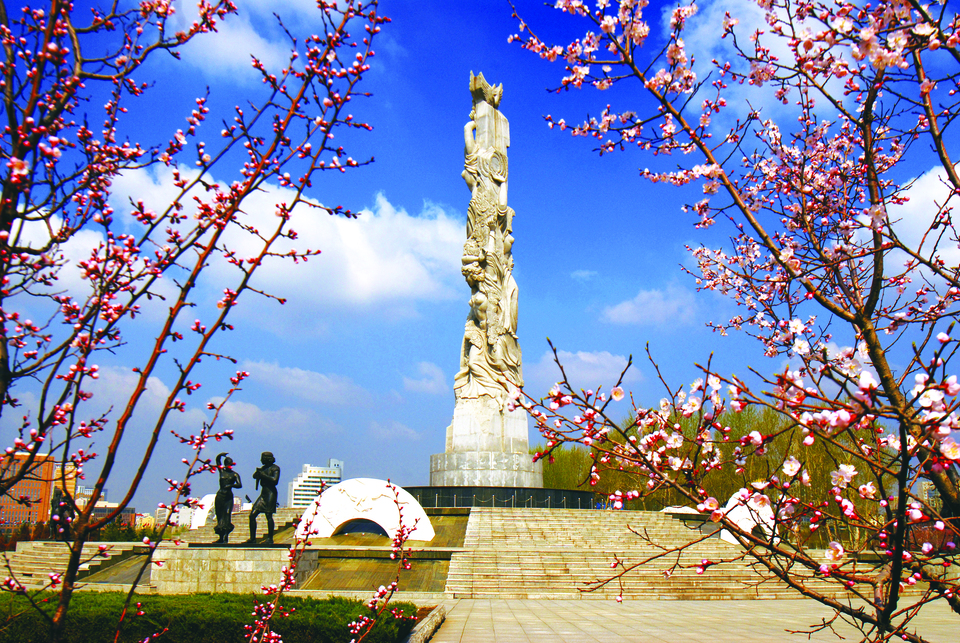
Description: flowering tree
512,0,959,639
0,0,387,639
245,482,418,643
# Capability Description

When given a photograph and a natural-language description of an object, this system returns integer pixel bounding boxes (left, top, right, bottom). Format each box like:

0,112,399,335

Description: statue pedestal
153,543,318,594
430,396,542,487
429,452,542,487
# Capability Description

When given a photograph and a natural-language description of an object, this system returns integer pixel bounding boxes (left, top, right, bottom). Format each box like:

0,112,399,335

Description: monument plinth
429,72,542,489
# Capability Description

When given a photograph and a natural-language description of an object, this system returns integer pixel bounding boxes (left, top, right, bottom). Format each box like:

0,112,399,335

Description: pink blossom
945,376,960,396
830,464,857,488
698,497,719,512
670,5,697,30
6,157,29,177
865,204,886,231
782,456,801,477
840,499,856,518
907,502,924,522
939,437,960,460
722,13,738,31
825,541,844,562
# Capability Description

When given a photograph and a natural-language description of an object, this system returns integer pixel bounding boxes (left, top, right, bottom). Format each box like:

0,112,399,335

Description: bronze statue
247,452,280,544
213,453,242,544
49,487,74,541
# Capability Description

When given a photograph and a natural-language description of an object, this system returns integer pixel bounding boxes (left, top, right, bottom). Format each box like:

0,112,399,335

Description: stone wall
153,544,318,594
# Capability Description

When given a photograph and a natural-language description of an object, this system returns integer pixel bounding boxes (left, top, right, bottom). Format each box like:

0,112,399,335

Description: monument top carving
469,71,503,107
430,72,542,488
454,72,522,405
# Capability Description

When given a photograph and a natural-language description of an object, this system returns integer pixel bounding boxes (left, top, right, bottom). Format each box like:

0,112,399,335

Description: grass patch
0,592,418,643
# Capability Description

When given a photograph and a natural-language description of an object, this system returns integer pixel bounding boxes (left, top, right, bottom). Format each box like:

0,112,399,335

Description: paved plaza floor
428,599,957,642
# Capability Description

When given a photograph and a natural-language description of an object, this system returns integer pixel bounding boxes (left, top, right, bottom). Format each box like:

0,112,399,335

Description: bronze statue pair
213,451,280,545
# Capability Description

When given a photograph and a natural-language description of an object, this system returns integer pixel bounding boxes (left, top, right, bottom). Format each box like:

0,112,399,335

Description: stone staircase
178,508,303,544
0,541,145,587
445,508,861,600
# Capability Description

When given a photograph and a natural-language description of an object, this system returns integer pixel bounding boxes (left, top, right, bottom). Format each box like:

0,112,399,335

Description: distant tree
30,521,47,541
514,1,960,638
532,444,592,490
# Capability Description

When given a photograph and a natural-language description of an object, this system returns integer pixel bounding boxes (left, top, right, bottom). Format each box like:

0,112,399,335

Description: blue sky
14,0,951,515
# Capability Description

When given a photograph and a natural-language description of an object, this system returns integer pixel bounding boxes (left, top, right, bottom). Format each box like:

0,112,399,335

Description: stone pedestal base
153,544,318,594
429,451,542,487
444,396,530,453
431,395,543,488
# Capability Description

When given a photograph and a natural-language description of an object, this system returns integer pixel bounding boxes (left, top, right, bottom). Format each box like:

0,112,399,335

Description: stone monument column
429,72,543,488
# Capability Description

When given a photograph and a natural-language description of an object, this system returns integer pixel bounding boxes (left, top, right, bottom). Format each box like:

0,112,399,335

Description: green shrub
0,593,419,643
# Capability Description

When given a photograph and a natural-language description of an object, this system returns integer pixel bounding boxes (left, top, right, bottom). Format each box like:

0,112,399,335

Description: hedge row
0,592,419,643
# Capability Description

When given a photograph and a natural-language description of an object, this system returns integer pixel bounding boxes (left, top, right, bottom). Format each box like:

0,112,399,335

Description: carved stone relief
453,72,523,406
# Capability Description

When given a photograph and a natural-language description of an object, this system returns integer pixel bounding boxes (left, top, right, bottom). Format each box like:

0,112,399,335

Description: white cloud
369,420,422,442
571,270,597,283
525,349,641,396
403,362,448,395
888,166,960,272
677,0,847,128
169,1,298,81
214,398,341,437
3,215,177,327
53,364,209,437
242,0,334,21
602,284,697,326
314,194,464,307
8,216,101,301
665,0,772,126
170,1,391,83
92,364,175,412
110,166,465,331
241,360,372,406
674,0,768,63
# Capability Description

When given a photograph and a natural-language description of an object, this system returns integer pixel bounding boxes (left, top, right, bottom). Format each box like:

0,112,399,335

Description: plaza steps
178,508,302,544
1,541,146,587
444,508,859,600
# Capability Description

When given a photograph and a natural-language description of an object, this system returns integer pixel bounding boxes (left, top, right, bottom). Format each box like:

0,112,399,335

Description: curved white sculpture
718,489,777,545
294,478,435,541
188,493,217,530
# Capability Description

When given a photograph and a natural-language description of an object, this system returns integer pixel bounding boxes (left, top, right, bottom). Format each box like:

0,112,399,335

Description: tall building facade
0,453,56,526
287,459,343,508
918,480,942,512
